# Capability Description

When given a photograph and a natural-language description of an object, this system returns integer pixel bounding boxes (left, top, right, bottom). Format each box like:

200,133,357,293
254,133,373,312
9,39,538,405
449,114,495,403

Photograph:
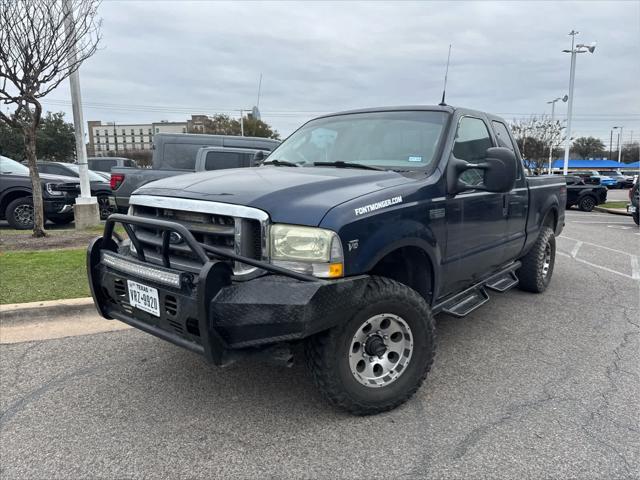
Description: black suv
0,156,79,229
37,161,114,219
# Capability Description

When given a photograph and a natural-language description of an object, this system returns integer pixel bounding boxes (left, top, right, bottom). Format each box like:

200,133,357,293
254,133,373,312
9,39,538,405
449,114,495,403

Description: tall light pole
561,30,596,175
63,0,99,228
547,95,568,173
613,126,623,163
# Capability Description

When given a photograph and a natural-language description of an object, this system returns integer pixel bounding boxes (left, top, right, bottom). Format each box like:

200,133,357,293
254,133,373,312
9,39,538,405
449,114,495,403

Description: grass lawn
0,248,89,304
601,201,629,209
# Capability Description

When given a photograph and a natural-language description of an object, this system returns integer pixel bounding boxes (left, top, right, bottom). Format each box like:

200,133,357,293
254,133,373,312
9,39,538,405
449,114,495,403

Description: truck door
442,115,508,293
491,120,528,261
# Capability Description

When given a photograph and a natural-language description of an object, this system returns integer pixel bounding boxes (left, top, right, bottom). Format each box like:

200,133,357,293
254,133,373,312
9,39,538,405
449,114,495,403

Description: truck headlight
45,183,64,196
270,224,343,278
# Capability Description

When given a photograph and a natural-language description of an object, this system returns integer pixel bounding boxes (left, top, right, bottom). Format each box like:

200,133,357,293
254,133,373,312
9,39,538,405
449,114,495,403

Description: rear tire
517,226,556,293
6,197,34,229
305,276,436,415
98,195,113,220
578,195,596,212
633,210,639,226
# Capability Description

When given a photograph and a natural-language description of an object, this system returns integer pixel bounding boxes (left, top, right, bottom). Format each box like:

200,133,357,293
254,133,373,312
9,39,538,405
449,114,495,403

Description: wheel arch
0,188,32,217
365,240,440,305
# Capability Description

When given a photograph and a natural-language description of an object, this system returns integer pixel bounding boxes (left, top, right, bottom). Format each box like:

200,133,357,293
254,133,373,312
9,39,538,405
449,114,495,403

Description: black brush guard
87,214,368,365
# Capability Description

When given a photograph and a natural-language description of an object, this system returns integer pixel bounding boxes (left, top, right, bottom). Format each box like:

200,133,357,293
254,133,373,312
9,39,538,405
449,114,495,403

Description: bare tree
510,116,565,174
0,0,101,236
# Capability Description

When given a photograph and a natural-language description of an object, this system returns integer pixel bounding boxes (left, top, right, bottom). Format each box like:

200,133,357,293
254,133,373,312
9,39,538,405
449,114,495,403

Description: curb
593,206,632,216
0,297,97,324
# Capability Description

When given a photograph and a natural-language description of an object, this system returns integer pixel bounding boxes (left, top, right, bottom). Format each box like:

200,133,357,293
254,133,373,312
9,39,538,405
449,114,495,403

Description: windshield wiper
313,161,386,171
263,159,300,167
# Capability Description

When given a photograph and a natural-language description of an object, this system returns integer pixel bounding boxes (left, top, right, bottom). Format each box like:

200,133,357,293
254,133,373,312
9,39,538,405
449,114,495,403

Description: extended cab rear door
490,120,528,261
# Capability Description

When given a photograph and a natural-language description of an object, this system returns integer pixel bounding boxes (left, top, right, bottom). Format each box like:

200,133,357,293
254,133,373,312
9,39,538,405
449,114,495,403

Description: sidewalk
593,206,631,216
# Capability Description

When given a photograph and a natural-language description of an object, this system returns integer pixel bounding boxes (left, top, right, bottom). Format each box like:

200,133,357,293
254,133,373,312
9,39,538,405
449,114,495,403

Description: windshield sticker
354,196,403,216
408,156,423,162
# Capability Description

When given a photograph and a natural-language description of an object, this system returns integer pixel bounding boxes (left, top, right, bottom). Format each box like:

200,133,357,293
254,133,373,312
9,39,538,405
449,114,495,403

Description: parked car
88,157,138,173
564,175,608,211
37,161,114,219
570,170,618,188
628,177,639,225
596,170,634,189
0,156,79,229
88,105,566,415
109,134,280,212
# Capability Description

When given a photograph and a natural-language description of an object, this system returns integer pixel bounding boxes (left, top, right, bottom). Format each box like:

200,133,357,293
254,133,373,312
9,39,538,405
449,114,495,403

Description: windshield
267,111,449,171
0,156,30,175
64,163,107,182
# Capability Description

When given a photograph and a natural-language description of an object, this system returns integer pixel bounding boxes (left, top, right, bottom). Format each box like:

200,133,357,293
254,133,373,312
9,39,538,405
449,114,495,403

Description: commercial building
87,119,192,155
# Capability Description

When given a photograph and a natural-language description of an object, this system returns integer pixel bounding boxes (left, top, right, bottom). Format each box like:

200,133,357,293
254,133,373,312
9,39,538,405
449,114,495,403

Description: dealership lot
1,211,638,479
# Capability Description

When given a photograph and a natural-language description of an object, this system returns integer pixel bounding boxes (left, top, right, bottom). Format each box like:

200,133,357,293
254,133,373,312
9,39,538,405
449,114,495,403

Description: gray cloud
41,0,640,145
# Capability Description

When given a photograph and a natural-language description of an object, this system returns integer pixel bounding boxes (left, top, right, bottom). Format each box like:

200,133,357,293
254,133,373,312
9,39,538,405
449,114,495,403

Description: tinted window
90,159,117,172
124,159,136,167
204,151,245,171
453,117,493,186
491,121,515,151
453,117,492,162
162,143,208,170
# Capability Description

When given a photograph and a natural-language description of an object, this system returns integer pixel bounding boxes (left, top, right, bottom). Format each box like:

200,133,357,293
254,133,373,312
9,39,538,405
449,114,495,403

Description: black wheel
48,214,74,225
633,210,639,226
578,195,596,212
305,276,436,415
6,197,34,229
517,226,556,293
98,195,113,220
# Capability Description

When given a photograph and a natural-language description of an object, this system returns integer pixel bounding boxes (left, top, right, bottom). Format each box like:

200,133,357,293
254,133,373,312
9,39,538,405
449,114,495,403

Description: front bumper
43,199,75,215
88,214,368,365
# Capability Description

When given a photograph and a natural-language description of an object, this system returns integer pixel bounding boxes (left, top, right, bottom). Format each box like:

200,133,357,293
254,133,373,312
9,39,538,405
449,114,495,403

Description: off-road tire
517,226,556,293
304,276,436,415
6,197,34,229
578,195,596,212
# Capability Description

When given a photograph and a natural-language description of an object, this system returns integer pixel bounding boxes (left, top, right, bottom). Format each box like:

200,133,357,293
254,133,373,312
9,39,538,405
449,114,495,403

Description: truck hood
134,166,413,225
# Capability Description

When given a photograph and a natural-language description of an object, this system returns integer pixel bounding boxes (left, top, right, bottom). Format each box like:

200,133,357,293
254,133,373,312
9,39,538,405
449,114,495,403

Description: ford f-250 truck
87,106,566,415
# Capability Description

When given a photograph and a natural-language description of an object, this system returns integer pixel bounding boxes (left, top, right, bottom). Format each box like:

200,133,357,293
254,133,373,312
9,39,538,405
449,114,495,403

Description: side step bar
433,262,521,318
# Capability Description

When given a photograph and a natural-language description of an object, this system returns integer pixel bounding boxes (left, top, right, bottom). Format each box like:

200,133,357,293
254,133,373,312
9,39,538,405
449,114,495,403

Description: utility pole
113,121,118,153
63,0,99,228
609,129,613,160
240,109,244,136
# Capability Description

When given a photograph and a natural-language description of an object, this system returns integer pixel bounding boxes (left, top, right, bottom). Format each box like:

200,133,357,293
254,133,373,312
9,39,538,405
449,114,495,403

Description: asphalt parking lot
1,210,638,479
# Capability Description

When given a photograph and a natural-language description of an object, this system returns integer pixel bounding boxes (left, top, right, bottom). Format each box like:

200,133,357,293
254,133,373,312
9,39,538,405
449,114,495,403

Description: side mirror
447,147,517,195
252,150,265,165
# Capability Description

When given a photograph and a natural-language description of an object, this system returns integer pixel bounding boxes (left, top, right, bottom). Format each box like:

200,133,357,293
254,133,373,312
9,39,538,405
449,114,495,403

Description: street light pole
616,126,623,163
546,95,567,174
561,30,596,176
62,0,99,228
609,129,613,160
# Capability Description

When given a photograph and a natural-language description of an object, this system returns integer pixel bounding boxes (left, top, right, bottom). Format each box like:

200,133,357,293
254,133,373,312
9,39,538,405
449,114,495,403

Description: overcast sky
41,0,640,150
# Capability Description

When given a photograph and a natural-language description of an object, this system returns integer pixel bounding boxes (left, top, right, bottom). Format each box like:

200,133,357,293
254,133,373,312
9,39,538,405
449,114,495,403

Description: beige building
87,119,189,155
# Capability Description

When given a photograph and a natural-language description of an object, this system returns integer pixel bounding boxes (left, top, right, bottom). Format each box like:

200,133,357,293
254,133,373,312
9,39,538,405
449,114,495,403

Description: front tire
518,226,556,293
633,210,639,226
6,197,34,229
305,277,436,415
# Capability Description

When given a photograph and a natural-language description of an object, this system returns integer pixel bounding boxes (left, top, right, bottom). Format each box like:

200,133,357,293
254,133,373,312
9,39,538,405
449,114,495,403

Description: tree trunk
24,127,47,238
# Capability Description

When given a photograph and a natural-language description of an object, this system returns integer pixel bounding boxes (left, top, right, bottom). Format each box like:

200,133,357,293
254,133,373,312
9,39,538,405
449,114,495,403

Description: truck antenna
439,44,452,106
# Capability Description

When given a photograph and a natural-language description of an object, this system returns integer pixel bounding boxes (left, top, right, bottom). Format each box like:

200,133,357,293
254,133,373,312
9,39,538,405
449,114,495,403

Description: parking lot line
557,251,636,280
560,235,637,257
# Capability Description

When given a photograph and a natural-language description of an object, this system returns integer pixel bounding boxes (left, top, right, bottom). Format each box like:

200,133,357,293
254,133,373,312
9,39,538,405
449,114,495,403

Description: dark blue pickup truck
88,106,566,415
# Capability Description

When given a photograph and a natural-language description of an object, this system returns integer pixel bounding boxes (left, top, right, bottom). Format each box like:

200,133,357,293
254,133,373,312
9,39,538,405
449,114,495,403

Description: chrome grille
128,196,268,276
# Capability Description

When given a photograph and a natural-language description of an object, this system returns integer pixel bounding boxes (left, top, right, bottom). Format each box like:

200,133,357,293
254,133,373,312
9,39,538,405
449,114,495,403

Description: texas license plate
628,205,637,213
127,280,160,317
